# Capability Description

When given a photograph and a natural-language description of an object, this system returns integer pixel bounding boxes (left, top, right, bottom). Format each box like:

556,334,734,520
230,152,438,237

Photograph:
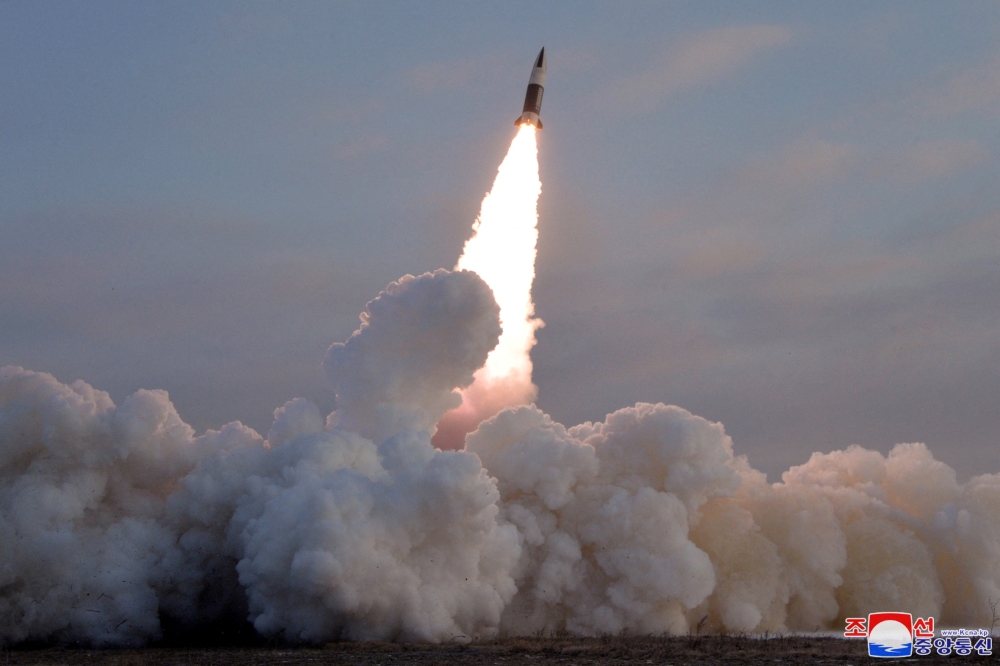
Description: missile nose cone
536,47,546,71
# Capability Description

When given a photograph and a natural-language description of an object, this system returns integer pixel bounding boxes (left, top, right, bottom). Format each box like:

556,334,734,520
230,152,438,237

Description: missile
515,48,546,129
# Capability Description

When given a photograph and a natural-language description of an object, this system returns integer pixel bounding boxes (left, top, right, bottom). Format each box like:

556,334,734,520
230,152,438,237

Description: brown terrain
3,635,986,666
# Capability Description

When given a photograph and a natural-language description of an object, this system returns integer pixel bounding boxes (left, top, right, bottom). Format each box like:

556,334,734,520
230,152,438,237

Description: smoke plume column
433,125,544,450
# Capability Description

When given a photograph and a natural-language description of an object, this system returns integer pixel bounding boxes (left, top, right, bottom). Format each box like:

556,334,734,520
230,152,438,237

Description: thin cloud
405,55,511,93
407,58,486,92
731,137,986,195
332,134,389,160
601,25,794,111
734,138,861,191
873,140,989,184
914,55,1000,117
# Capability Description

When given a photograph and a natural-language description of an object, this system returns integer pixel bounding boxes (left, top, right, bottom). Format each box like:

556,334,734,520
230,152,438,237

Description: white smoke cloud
466,405,1000,636
0,366,206,645
2,267,1000,646
322,269,501,444
171,268,518,642
466,403,734,635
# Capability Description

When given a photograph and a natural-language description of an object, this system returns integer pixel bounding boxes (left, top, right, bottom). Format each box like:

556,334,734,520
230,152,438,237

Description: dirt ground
2,635,986,666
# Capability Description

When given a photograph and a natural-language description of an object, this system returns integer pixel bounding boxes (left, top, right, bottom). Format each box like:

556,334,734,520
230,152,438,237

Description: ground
2,635,983,666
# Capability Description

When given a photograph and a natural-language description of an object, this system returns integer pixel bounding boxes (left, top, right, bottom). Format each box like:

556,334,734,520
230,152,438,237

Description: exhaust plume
433,125,544,450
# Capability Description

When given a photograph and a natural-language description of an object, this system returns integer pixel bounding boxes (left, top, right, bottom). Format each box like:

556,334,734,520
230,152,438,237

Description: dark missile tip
536,48,545,68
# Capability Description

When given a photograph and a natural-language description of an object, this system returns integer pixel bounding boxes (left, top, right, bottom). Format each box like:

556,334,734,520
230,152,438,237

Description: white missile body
515,48,546,129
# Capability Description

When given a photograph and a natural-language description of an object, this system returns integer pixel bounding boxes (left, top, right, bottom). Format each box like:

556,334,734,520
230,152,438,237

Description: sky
2,1,998,480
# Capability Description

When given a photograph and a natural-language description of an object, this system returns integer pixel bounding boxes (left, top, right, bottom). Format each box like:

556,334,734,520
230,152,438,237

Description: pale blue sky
3,1,999,478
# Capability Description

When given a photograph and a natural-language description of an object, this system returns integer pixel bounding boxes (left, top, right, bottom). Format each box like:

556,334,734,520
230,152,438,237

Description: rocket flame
457,126,543,381
432,125,543,449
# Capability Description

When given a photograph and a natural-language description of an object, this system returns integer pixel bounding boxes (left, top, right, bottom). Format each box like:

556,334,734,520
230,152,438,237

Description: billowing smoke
321,269,502,444
3,129,1000,646
3,272,999,645
0,269,518,645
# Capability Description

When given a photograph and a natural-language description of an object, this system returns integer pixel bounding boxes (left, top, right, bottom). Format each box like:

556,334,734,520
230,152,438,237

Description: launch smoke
3,282,999,645
3,294,1000,643
2,129,999,646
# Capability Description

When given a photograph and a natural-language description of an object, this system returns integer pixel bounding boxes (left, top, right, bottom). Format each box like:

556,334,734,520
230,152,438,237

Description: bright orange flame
433,125,543,449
